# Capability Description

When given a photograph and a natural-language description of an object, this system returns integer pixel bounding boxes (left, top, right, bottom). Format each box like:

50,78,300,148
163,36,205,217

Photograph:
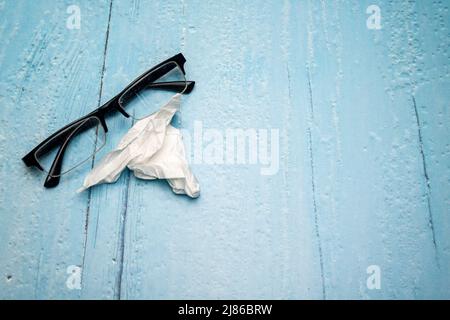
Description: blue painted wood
116,0,324,299
0,0,112,298
302,0,444,299
413,0,450,297
0,0,448,299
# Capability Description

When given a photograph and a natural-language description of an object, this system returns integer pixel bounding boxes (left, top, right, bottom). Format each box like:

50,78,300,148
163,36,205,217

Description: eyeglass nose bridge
96,112,110,133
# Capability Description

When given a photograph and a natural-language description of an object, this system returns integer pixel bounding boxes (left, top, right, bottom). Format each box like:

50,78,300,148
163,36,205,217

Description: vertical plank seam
306,69,326,299
81,0,114,282
114,158,132,300
114,108,137,299
412,96,439,262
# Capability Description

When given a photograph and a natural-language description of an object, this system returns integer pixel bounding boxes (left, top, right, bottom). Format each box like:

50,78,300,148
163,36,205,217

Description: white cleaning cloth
77,93,200,198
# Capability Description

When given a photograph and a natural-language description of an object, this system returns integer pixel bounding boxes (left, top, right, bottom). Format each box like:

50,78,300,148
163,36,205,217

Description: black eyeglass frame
22,53,195,188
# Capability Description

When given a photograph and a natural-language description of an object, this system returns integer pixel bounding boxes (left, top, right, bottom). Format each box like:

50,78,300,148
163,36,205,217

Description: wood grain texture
0,0,448,299
0,0,112,299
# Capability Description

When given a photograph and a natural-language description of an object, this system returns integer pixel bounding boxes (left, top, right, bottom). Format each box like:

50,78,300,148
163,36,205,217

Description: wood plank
413,0,450,298
100,0,325,299
0,0,111,299
414,83,450,298
79,0,199,299
304,0,443,298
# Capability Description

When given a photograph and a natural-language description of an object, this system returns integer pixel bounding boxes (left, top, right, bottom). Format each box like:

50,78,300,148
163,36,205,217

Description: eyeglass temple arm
44,144,65,188
146,81,195,93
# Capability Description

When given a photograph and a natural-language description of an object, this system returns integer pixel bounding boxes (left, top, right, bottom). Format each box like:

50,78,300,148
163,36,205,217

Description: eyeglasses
22,53,195,188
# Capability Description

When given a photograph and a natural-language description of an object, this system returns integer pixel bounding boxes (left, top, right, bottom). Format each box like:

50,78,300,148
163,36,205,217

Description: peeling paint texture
0,0,449,299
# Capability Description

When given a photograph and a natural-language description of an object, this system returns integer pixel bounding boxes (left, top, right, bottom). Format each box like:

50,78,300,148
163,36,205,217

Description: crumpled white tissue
77,93,200,198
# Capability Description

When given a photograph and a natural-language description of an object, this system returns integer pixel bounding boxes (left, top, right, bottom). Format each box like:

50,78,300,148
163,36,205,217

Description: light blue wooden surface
0,0,448,299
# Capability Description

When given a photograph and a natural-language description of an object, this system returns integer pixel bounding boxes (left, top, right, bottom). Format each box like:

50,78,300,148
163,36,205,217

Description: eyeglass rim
118,61,187,120
34,116,106,178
